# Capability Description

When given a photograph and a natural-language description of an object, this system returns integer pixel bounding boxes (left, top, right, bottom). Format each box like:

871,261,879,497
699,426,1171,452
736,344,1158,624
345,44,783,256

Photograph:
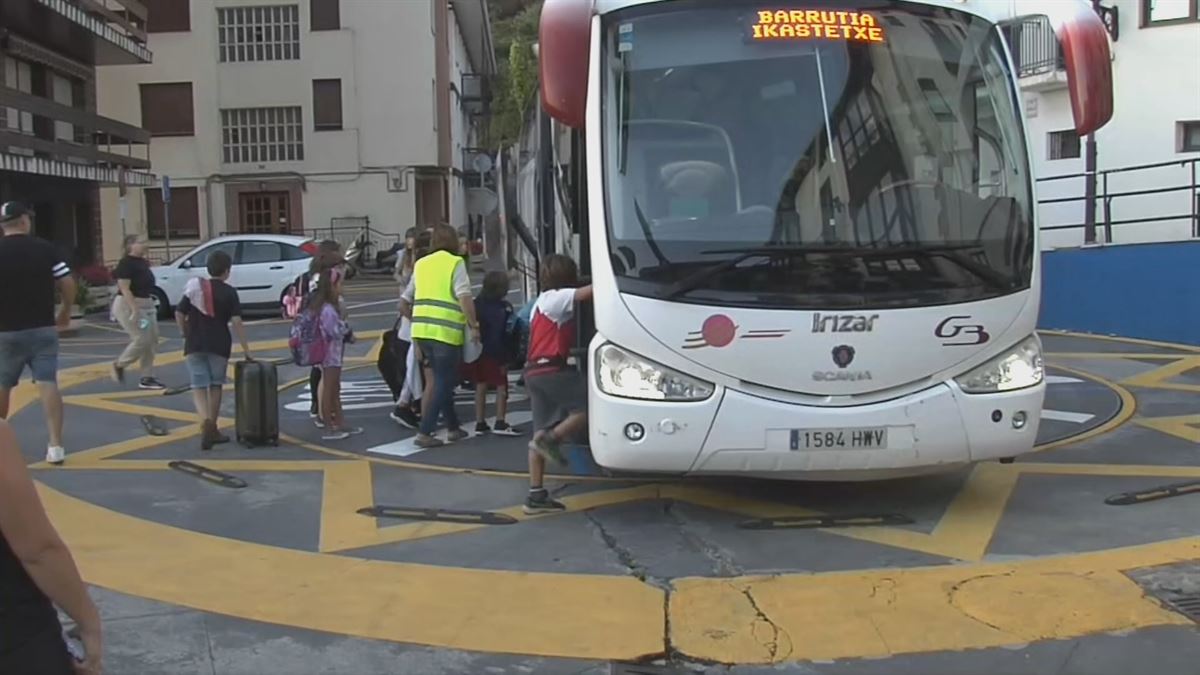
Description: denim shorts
186,353,229,390
0,327,59,388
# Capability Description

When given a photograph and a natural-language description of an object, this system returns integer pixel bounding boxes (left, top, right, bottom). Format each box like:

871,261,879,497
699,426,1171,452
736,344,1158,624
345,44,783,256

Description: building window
312,79,343,131
1180,121,1200,153
311,0,339,30
1048,130,1081,160
144,0,190,32
144,186,201,239
218,5,300,63
1142,0,1200,25
139,83,194,137
2,57,34,145
221,106,304,163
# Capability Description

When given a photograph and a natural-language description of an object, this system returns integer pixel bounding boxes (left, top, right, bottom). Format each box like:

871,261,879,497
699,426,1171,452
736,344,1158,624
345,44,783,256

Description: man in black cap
0,202,75,465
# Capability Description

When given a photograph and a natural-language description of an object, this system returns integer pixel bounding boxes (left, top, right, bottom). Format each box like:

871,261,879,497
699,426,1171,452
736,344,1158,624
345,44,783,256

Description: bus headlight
955,335,1044,394
596,343,714,401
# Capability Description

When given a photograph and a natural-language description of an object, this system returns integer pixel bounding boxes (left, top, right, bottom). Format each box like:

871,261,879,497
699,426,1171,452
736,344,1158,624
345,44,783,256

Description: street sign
162,175,171,203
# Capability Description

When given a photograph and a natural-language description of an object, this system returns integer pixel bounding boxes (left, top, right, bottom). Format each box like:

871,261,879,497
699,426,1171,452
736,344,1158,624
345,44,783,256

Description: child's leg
324,367,344,429
497,382,509,424
309,367,322,415
191,389,210,423
551,412,587,444
528,450,546,490
474,382,486,423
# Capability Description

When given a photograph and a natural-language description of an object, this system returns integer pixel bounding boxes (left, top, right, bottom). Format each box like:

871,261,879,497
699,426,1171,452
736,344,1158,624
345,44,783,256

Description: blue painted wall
1040,242,1200,345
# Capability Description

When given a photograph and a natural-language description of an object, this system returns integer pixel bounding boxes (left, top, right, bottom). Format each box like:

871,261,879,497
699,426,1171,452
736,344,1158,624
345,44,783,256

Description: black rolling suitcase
235,360,279,447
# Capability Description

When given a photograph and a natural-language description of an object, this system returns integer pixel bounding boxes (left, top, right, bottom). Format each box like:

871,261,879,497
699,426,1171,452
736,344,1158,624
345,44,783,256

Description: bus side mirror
1057,6,1114,136
539,0,592,129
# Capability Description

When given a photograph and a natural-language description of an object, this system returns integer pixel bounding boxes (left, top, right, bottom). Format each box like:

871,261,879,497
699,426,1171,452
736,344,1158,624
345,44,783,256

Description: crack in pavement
582,510,674,661
662,501,743,578
732,582,794,662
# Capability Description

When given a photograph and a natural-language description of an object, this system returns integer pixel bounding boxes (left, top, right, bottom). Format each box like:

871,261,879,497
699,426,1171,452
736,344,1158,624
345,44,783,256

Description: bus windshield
602,1,1034,309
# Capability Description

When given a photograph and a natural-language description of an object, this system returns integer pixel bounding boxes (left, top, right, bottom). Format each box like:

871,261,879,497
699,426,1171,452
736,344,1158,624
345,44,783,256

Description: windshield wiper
663,245,816,299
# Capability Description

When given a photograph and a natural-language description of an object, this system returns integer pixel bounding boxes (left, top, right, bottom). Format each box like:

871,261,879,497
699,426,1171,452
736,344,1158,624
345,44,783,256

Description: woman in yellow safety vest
399,224,480,448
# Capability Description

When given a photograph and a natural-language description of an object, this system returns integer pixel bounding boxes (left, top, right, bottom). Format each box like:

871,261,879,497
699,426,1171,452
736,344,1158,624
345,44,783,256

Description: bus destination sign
751,10,886,42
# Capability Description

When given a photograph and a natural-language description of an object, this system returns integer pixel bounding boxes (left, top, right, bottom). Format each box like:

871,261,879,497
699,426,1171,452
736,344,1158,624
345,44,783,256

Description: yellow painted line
1121,356,1200,393
671,562,1188,664
1134,414,1200,444
1022,462,1200,478
319,461,380,553
1047,352,1194,360
1042,330,1200,353
1033,364,1137,454
42,483,666,661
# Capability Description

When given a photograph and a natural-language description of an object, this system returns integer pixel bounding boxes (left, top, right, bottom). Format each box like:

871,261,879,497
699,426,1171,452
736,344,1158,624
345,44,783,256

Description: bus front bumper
589,381,1045,481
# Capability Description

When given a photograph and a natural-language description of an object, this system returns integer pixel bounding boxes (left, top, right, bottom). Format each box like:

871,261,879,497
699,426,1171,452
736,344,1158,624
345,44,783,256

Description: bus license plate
790,428,887,450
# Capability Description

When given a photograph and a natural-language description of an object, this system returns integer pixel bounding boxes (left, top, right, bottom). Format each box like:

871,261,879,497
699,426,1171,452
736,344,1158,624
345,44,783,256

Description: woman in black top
110,235,163,390
0,420,102,674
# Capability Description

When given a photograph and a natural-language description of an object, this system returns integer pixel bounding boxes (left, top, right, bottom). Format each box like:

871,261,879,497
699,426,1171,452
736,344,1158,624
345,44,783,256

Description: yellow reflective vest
410,250,466,346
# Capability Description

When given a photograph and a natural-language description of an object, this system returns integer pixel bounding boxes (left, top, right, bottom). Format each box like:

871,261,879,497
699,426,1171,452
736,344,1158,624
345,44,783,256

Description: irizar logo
812,313,879,333
813,370,873,382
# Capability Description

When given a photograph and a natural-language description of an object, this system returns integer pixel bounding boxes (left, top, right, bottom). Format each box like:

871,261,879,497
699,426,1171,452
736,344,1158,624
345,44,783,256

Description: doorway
238,192,291,234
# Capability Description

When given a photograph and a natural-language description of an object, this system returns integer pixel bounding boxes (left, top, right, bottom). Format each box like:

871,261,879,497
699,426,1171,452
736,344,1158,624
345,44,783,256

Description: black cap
0,201,33,223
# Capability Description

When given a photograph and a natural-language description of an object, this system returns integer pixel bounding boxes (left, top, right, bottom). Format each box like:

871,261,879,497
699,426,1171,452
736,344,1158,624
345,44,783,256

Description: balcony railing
1007,16,1064,78
3,0,153,65
0,84,153,186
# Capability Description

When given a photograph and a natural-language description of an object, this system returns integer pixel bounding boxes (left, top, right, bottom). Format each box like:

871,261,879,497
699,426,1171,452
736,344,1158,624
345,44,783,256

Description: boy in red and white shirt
524,254,592,514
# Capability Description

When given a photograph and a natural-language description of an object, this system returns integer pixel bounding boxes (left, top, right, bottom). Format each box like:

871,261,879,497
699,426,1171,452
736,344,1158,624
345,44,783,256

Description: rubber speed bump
1106,480,1200,506
162,384,191,396
140,415,168,436
168,461,248,489
356,505,518,525
738,513,913,530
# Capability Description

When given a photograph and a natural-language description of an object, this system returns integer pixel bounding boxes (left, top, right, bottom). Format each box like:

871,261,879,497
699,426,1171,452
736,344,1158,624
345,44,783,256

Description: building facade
1013,0,1200,248
96,0,494,263
0,0,153,267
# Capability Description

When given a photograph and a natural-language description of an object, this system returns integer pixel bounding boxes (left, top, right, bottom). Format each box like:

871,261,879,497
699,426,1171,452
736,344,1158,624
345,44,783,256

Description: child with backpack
291,253,360,441
462,271,521,436
284,239,341,421
523,255,592,513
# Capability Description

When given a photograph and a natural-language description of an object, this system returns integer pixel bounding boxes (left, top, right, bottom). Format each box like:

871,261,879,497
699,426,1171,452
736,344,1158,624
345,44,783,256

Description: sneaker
529,431,567,466
110,362,125,384
342,427,364,436
524,489,566,514
139,377,166,390
313,418,326,429
492,420,522,437
322,430,351,441
309,409,319,420
414,434,444,448
390,407,419,430
45,446,65,466
474,421,491,435
446,428,469,443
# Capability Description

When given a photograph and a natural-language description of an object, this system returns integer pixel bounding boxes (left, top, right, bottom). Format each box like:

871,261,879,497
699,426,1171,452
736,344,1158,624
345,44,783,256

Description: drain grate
1164,595,1200,622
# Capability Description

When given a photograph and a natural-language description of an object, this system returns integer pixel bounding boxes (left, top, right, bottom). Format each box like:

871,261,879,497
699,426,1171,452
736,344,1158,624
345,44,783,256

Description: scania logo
812,313,878,333
813,370,873,382
832,345,855,368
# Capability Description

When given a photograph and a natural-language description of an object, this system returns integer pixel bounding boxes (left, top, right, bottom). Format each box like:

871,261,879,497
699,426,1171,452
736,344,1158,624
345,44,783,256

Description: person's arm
574,285,594,304
174,296,191,339
230,291,251,359
452,262,479,339
398,277,415,319
56,275,77,331
0,421,102,673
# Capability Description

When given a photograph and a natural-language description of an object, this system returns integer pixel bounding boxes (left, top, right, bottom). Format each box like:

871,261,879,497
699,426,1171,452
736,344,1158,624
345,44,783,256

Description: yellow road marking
1134,414,1200,444
1033,363,1137,454
1041,329,1200,353
1122,356,1200,393
1048,352,1195,360
41,483,666,661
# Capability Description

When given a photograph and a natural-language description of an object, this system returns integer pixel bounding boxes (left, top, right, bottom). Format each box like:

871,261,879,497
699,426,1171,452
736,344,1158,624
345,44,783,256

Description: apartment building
0,0,153,266
96,0,495,262
1011,0,1200,248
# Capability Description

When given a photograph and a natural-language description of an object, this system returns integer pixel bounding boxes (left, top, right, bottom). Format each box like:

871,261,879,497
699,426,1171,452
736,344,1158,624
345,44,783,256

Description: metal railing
1005,16,1064,78
1037,158,1200,244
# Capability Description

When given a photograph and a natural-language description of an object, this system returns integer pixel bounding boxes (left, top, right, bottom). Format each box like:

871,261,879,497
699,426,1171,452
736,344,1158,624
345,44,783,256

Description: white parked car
151,235,318,317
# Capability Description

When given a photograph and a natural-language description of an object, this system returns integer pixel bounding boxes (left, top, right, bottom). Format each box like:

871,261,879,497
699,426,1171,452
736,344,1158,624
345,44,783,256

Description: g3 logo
935,316,990,346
